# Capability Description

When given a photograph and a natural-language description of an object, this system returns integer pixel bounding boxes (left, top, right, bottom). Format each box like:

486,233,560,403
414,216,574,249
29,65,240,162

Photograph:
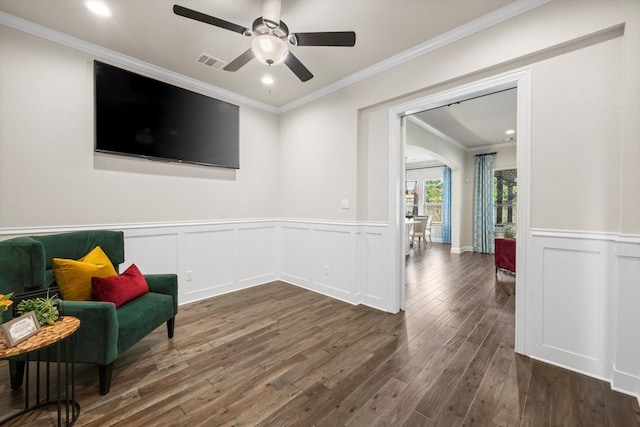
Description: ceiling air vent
195,53,226,70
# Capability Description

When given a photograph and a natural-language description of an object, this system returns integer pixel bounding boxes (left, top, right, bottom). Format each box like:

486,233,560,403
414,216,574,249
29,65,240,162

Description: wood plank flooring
1,243,639,426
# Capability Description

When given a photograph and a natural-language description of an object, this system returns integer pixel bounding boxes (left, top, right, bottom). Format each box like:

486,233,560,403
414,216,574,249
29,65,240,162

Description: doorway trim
387,67,531,354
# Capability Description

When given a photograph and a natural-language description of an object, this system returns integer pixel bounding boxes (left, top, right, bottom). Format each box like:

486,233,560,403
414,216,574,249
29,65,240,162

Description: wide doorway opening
388,69,531,353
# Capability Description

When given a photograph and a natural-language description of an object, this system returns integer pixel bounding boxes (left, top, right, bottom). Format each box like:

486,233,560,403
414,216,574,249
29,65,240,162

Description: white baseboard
613,367,640,405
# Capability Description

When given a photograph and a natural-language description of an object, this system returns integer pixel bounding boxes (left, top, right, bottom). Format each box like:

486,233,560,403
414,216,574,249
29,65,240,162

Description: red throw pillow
92,264,149,308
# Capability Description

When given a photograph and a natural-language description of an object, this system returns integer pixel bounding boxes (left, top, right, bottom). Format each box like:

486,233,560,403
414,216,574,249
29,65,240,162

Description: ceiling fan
173,0,356,82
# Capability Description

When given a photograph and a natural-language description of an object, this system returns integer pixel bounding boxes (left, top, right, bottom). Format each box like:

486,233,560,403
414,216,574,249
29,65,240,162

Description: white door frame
387,67,531,354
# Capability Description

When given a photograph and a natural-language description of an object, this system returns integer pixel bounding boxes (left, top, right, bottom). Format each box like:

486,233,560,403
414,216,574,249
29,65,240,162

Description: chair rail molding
0,218,395,312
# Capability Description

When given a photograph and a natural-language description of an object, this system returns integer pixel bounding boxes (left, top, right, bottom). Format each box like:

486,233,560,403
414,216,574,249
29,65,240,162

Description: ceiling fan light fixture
173,3,355,82
252,34,288,66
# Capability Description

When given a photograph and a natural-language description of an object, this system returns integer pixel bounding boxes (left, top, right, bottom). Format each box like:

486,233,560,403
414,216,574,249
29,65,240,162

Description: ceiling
0,0,545,110
406,88,518,165
0,0,528,164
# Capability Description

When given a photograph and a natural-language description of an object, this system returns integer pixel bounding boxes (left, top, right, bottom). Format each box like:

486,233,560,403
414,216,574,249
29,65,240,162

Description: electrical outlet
324,265,329,275
186,270,193,281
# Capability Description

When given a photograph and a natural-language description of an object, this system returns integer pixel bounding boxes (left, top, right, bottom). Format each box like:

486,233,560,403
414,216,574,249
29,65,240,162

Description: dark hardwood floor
2,243,639,426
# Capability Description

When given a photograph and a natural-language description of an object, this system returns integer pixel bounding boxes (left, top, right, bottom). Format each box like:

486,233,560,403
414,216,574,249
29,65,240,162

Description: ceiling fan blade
292,31,356,47
173,5,249,35
262,0,281,29
223,49,255,71
284,52,313,82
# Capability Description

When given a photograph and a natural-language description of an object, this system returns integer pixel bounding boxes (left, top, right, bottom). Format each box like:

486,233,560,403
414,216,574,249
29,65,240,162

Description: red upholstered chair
495,238,516,274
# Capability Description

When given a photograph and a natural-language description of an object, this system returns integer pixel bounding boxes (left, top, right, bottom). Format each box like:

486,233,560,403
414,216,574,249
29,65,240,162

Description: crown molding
0,11,279,114
1,0,550,115
277,0,551,113
467,141,517,152
407,116,467,150
407,114,518,154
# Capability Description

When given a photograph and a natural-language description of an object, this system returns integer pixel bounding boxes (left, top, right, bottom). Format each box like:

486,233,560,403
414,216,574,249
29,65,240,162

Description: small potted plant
16,291,60,326
504,225,516,239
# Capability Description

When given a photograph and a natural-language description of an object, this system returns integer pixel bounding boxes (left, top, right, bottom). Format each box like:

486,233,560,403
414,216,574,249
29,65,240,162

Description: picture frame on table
0,312,41,347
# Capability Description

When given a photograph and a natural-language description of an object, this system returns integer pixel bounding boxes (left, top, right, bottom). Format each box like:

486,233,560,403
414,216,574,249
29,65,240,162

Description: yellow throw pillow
53,246,118,301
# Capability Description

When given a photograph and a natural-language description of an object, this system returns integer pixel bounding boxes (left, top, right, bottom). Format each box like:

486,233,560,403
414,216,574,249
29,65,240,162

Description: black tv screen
94,60,239,169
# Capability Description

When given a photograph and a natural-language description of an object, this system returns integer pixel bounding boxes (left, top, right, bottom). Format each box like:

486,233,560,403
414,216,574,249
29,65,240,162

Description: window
494,169,517,228
424,179,443,223
405,180,419,216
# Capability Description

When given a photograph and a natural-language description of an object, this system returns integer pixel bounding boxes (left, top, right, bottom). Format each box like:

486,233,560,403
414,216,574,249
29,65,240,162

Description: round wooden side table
0,316,81,426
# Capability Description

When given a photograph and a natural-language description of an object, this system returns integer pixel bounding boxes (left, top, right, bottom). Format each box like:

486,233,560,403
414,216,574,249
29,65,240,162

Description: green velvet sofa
0,230,178,395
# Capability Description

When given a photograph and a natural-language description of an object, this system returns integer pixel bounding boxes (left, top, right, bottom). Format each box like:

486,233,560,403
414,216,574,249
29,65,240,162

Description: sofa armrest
144,274,178,315
58,300,119,365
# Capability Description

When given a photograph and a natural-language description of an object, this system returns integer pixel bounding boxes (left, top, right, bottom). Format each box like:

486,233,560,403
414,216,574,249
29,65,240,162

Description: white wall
493,145,517,171
530,36,622,232
0,26,280,228
277,92,358,221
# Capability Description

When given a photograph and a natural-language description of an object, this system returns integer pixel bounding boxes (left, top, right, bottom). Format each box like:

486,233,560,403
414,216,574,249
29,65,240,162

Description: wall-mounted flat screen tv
94,60,239,169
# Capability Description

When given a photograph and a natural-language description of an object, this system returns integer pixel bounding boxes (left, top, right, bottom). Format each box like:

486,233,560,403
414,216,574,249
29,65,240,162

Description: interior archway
404,121,464,252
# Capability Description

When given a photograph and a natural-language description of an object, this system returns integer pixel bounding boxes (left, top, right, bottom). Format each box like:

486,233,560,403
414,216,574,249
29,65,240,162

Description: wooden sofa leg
167,317,175,339
9,360,25,390
99,363,113,395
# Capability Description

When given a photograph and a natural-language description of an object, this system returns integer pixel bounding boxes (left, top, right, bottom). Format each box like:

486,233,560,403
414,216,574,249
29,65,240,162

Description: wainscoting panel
527,230,640,403
527,231,612,380
123,232,179,274
613,241,640,400
541,248,601,360
280,221,357,305
278,221,392,310
235,225,278,286
279,225,312,287
358,226,389,310
184,229,235,297
120,221,279,305
310,228,354,301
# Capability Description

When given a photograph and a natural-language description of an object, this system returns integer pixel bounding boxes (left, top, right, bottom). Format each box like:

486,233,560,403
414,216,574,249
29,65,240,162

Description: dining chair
411,217,427,248
425,215,434,245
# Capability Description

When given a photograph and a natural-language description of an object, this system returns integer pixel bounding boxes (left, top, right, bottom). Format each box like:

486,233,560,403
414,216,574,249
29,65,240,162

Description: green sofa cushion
116,292,174,354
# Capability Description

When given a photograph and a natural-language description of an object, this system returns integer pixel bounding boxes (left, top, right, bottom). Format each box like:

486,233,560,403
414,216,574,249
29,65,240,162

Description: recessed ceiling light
262,76,274,85
505,129,516,135
84,0,112,17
